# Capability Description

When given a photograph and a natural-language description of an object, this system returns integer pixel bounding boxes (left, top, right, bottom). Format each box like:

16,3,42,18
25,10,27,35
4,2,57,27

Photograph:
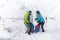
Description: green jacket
24,12,30,25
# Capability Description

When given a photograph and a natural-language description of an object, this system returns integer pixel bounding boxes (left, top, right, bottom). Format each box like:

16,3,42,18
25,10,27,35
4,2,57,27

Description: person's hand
27,22,32,24
35,18,38,20
26,22,29,24
37,21,40,23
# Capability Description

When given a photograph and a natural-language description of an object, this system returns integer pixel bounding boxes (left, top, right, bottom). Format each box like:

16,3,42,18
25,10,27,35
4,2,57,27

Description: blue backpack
30,23,34,32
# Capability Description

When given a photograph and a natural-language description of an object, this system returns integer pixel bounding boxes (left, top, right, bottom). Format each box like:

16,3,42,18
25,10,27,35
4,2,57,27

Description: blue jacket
36,13,45,22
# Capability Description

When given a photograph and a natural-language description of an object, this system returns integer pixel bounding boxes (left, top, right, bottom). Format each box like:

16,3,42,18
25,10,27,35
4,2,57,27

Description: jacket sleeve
28,15,30,23
25,13,30,23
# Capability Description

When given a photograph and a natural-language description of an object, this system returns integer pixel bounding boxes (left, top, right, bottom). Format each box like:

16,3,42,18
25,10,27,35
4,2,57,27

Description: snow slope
0,0,60,40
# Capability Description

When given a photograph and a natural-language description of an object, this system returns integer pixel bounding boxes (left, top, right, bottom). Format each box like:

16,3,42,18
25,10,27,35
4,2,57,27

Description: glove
37,21,41,23
27,22,32,24
35,18,38,20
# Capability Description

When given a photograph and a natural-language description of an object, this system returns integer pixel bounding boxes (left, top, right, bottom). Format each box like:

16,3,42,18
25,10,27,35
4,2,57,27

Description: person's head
36,10,40,14
36,10,40,16
29,10,32,15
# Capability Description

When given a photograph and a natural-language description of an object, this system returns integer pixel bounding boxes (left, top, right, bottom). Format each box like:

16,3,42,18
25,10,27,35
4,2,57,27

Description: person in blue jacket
35,11,45,32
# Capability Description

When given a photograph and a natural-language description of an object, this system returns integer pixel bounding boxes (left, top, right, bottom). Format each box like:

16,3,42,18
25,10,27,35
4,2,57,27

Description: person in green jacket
24,10,33,35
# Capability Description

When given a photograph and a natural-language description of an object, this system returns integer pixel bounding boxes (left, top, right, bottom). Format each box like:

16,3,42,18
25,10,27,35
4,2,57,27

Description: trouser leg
24,23,29,33
28,23,31,35
41,22,45,32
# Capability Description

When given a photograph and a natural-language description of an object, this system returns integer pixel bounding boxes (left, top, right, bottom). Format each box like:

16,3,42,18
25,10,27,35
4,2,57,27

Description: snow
0,0,60,40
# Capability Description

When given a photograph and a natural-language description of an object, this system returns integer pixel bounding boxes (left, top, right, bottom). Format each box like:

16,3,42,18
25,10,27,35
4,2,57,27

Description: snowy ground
0,0,60,40
0,18,60,40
